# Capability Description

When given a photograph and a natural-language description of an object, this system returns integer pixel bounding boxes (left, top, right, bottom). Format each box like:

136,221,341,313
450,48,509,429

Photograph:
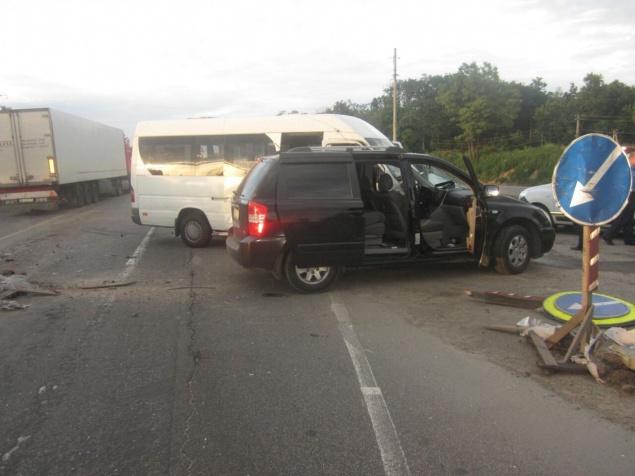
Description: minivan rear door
276,152,365,267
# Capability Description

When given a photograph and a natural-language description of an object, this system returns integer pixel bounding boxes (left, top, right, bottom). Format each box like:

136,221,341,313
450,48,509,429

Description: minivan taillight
248,201,268,237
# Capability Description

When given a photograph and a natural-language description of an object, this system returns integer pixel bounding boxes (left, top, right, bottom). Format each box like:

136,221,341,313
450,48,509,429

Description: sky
2,0,635,139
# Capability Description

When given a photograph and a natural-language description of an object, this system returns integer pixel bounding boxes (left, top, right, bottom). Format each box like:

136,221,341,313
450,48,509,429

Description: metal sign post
535,134,632,370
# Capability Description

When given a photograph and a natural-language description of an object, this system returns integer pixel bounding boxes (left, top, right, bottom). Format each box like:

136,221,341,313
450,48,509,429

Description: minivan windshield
412,163,471,190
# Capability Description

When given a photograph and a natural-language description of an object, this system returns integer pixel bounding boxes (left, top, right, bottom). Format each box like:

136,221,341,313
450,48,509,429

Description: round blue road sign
553,134,632,225
543,292,635,328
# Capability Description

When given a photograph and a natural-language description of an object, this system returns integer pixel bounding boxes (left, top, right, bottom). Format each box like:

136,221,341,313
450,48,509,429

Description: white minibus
130,114,393,247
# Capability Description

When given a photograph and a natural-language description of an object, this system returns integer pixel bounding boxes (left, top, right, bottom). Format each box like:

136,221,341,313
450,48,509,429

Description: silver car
518,183,572,227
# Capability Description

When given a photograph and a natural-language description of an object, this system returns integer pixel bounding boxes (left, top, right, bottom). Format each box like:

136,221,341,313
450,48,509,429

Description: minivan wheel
284,253,340,293
492,225,531,275
180,213,212,248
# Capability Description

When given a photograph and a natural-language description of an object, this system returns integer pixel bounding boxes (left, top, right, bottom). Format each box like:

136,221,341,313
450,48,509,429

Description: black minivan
226,147,555,293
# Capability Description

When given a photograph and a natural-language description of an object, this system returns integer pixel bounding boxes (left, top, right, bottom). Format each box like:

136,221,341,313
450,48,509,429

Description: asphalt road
1,195,634,476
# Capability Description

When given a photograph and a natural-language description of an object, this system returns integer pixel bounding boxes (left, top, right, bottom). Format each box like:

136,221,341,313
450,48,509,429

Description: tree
534,90,576,144
397,75,458,152
574,74,635,140
323,100,364,116
438,62,521,159
322,63,635,155
513,78,548,145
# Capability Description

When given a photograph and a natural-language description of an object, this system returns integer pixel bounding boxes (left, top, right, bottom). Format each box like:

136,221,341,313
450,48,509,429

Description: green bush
430,144,565,185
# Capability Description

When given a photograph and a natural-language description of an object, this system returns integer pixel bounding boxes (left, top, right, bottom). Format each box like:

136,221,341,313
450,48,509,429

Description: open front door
462,156,489,267
466,196,478,253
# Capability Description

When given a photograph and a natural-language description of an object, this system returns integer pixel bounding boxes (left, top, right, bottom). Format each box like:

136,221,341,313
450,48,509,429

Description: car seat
376,173,407,242
359,175,386,245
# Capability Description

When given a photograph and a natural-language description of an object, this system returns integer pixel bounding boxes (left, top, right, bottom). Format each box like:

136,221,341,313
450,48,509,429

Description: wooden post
545,226,600,361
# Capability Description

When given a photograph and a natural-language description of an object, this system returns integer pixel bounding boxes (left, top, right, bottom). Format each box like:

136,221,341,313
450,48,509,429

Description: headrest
378,174,393,192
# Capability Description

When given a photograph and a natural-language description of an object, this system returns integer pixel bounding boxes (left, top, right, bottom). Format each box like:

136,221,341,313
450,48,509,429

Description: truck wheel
84,182,94,204
180,213,212,248
492,225,531,275
284,252,340,293
58,187,72,208
113,179,123,196
91,182,100,203
74,183,86,207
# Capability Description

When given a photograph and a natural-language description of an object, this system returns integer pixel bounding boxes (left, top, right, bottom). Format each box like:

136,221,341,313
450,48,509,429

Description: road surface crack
179,266,199,475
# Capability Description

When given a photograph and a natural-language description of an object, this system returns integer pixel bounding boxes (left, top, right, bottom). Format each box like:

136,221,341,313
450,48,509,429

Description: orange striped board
466,290,544,309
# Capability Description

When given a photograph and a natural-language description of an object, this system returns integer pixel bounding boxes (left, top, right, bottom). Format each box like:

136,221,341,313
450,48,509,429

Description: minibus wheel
180,212,212,247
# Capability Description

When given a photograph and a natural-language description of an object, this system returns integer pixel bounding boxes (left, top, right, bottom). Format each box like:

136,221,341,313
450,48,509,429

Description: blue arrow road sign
553,134,632,225
554,292,630,319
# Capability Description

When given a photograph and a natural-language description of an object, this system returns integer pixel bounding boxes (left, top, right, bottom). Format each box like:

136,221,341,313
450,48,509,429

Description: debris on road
1,253,14,262
78,280,136,290
476,289,635,391
590,328,635,373
0,274,58,300
1,274,57,311
516,316,559,340
582,330,635,390
167,286,215,291
466,289,544,309
523,319,634,388
1,300,30,311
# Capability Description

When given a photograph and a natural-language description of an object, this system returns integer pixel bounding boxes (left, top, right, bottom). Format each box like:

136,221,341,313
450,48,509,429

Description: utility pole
392,48,397,142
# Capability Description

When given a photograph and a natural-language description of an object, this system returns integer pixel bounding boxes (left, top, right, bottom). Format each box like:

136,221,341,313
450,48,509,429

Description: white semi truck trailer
0,108,130,211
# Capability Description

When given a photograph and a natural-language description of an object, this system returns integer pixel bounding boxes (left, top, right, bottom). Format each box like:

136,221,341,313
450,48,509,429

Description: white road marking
330,293,411,476
121,228,154,280
96,228,154,318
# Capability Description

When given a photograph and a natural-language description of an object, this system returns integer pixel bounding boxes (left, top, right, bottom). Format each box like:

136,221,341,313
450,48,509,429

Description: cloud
3,0,634,138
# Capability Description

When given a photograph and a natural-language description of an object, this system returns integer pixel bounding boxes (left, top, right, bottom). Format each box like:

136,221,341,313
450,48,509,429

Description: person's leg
603,217,621,245
571,223,583,250
622,195,635,244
